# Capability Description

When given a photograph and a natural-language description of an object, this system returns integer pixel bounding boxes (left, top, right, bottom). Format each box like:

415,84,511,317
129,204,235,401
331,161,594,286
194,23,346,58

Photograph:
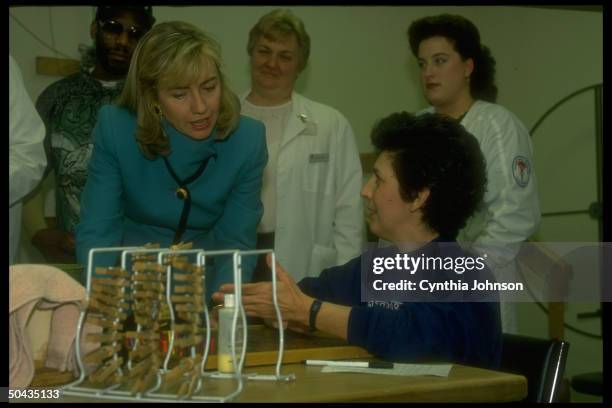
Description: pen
304,360,394,369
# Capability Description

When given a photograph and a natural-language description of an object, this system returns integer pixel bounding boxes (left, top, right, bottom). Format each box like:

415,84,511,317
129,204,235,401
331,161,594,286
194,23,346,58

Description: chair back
516,241,573,339
500,333,570,403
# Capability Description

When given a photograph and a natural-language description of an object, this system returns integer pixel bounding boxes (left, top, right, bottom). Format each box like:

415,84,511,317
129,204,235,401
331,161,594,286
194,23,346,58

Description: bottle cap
224,293,235,308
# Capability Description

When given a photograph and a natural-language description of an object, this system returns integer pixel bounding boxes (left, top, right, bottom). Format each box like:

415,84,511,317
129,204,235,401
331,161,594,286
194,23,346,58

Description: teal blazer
75,105,267,300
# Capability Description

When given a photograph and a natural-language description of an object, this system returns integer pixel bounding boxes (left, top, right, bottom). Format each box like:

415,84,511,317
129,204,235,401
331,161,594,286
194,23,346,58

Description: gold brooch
176,187,189,200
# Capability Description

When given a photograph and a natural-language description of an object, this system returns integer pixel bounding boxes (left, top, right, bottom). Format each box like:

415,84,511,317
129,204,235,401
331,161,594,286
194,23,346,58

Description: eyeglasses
98,19,145,42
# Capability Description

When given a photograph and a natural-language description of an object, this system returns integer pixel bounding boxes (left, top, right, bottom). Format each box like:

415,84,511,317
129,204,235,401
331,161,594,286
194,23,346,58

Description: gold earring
154,104,163,117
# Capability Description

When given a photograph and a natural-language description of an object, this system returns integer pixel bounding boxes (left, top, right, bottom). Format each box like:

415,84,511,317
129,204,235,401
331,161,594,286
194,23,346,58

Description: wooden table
230,362,527,402
27,361,526,403
26,325,527,402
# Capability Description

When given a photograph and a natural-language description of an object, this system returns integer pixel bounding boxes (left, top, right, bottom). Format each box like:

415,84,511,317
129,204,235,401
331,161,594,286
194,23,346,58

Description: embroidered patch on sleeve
512,155,531,187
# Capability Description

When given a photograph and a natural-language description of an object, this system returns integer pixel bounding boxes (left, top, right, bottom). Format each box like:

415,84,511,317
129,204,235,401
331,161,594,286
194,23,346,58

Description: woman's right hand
31,228,76,263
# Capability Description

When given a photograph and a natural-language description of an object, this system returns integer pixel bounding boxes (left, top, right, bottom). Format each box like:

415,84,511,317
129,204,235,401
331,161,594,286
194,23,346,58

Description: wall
9,5,603,401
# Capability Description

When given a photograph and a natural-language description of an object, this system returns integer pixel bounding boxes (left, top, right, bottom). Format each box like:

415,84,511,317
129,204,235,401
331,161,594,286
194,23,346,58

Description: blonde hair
118,21,240,159
247,9,311,71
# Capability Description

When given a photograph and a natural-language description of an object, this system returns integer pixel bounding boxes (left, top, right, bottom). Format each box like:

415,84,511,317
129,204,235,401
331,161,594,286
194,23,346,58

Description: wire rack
61,246,295,402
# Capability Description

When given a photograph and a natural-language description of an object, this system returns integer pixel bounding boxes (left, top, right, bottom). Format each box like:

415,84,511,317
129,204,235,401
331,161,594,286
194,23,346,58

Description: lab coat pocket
303,159,332,195
310,243,337,277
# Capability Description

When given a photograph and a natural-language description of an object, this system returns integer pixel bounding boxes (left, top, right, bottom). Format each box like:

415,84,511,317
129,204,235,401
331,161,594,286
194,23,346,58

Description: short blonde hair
118,21,240,159
247,9,311,71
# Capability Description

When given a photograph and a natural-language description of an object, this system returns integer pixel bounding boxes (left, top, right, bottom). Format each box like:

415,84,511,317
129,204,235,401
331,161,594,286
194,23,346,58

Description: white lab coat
240,91,364,281
9,56,47,264
455,101,540,264
425,100,541,333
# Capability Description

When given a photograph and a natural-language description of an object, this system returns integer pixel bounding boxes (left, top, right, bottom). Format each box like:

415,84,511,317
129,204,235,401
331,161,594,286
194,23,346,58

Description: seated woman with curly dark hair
214,111,502,369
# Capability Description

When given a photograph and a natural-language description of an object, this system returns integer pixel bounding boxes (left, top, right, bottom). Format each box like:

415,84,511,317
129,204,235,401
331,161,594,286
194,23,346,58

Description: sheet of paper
321,363,452,377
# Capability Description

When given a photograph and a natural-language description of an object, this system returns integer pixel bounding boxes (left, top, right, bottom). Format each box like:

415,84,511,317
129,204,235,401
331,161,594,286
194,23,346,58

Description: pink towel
9,264,101,388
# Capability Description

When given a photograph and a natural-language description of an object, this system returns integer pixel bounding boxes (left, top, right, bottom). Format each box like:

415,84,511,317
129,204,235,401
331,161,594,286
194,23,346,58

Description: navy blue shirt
298,237,502,369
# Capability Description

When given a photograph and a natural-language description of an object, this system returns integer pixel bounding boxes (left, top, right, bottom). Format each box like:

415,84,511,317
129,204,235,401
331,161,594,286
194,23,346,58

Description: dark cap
96,6,156,29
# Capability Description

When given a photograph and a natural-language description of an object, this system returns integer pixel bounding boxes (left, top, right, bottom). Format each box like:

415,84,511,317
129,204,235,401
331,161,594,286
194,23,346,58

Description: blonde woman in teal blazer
75,22,267,301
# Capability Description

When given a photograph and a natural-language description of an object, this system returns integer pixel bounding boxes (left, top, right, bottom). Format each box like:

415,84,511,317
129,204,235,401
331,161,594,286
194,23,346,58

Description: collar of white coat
422,99,485,124
239,90,317,141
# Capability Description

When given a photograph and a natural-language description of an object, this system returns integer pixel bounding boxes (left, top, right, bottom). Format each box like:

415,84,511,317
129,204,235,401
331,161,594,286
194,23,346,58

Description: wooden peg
90,357,123,383
176,381,189,399
167,255,189,266
133,315,157,328
173,335,203,348
87,332,124,344
88,299,127,319
128,355,154,378
176,312,202,324
170,259,202,272
170,295,204,305
109,373,127,386
133,291,163,300
131,363,159,395
83,344,122,365
133,281,165,291
185,371,200,398
132,302,161,318
91,284,124,299
125,331,160,341
132,273,165,282
172,323,200,334
173,285,204,294
163,361,190,384
91,292,129,310
173,274,201,282
86,316,123,330
128,341,158,360
95,267,129,278
92,277,129,287
169,242,193,250
175,303,204,313
133,262,166,273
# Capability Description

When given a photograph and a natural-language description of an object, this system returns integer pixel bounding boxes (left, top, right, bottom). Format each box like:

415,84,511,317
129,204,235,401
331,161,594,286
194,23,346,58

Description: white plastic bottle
217,294,243,373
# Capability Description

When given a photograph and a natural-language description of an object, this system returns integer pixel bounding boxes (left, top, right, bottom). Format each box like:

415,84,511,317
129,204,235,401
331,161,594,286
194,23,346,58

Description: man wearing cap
22,6,155,263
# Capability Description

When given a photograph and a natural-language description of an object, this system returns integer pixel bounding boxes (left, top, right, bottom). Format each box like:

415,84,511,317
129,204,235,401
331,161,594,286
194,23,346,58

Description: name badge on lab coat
309,153,329,163
301,122,318,136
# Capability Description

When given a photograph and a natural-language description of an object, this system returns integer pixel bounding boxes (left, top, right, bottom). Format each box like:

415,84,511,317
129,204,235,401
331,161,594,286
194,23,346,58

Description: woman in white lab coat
407,14,541,333
9,56,47,264
241,9,363,282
